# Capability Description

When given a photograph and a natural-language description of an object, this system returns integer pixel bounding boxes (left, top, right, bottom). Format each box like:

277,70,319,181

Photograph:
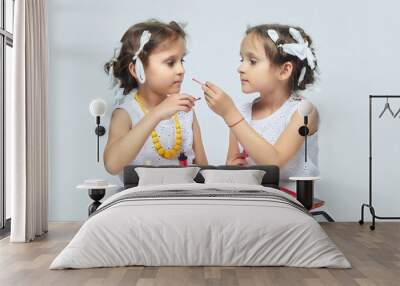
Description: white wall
47,0,400,221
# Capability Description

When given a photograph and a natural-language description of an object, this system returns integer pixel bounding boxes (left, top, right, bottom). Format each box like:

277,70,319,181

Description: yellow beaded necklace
133,92,181,159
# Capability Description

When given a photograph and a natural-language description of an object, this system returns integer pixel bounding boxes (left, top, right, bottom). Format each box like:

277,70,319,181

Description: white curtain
8,0,48,242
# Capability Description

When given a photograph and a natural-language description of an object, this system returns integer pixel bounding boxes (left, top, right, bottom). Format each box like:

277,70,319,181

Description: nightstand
77,182,117,216
289,176,320,210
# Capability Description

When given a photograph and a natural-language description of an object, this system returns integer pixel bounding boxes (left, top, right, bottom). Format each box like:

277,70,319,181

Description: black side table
289,176,320,210
77,183,117,216
289,176,334,222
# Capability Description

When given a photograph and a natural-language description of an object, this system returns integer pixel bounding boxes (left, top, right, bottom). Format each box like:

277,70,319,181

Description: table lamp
89,98,107,162
293,99,318,209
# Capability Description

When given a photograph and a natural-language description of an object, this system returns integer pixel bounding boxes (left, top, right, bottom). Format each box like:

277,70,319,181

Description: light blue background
48,0,399,221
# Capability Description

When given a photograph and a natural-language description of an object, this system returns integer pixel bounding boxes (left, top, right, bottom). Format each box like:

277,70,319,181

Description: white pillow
135,167,200,186
200,169,266,185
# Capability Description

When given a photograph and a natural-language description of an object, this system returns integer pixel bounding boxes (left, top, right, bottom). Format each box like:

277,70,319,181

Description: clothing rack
359,95,400,230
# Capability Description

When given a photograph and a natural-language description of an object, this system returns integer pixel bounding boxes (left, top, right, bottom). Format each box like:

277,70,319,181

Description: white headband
267,27,316,86
133,30,152,61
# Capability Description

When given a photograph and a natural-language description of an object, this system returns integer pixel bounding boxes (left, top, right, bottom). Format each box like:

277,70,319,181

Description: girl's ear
278,61,293,81
128,62,138,81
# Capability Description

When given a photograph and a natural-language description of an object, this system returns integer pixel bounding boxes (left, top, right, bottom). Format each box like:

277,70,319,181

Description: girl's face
142,37,186,95
237,33,280,94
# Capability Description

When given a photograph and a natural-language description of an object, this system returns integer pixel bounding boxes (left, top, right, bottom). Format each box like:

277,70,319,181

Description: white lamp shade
298,99,313,117
89,98,107,117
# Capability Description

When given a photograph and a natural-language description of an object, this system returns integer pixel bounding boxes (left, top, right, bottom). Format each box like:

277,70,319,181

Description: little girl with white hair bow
201,24,320,189
103,20,208,177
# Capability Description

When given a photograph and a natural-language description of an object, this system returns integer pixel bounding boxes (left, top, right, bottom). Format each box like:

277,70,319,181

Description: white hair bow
266,27,316,86
133,30,152,60
279,28,315,70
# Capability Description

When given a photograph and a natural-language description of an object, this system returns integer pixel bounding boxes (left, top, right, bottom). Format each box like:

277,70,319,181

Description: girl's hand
153,93,196,120
226,154,248,166
201,82,236,117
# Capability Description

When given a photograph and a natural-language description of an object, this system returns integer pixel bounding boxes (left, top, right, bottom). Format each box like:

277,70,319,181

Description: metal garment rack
359,95,400,230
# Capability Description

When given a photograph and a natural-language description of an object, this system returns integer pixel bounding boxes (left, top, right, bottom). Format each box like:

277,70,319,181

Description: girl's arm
225,131,248,165
191,111,208,165
225,107,318,167
103,108,162,175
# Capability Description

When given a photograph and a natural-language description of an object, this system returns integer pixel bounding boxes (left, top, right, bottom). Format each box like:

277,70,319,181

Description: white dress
238,94,319,189
113,95,195,180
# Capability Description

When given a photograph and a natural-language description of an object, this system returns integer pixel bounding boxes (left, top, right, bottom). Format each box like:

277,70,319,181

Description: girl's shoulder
112,90,134,110
285,94,303,113
286,93,320,113
286,94,320,126
112,94,143,123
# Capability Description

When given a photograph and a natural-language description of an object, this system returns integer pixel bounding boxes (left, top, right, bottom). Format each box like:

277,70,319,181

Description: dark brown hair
246,24,317,92
104,20,186,95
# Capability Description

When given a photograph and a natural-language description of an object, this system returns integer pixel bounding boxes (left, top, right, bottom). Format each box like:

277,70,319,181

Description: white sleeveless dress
238,94,319,189
113,95,195,180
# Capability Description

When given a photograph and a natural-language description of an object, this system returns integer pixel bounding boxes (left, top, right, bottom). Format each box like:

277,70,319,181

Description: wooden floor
0,222,399,286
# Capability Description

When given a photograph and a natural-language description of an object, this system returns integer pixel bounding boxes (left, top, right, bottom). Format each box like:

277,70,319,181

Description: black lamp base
296,180,314,210
88,188,105,216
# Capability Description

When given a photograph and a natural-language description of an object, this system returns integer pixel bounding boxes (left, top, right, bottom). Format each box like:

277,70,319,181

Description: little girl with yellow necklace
103,20,208,177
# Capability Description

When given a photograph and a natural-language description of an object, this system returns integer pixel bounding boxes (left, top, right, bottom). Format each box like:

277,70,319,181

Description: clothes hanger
394,106,400,118
378,97,395,118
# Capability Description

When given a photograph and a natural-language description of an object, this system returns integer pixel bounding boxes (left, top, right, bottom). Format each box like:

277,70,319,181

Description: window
0,0,14,236
5,0,13,33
